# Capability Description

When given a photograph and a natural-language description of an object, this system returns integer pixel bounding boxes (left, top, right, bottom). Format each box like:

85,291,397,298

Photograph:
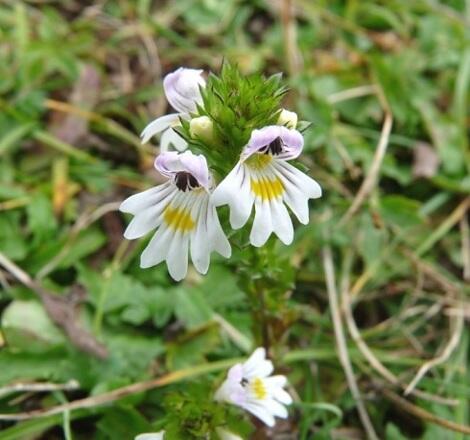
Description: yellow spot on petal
250,176,284,201
251,377,267,400
245,154,272,170
163,205,195,232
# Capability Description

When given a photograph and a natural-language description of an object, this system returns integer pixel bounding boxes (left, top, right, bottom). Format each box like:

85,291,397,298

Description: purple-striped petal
154,151,210,189
163,67,206,114
242,125,304,161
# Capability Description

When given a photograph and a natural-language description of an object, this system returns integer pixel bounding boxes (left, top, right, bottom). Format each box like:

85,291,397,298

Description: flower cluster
120,65,322,281
135,348,292,439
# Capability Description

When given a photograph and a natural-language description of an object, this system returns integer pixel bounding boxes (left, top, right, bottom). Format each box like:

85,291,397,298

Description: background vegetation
0,0,469,438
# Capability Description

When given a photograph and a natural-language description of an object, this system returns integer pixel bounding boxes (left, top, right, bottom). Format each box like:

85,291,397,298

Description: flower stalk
120,62,322,436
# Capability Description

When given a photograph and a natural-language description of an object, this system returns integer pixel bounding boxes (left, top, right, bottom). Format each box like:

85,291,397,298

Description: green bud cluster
178,62,288,177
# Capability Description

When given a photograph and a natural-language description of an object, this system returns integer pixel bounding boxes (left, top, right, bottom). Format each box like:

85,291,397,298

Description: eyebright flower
135,432,164,440
141,67,206,152
212,125,322,247
120,151,231,281
214,347,293,427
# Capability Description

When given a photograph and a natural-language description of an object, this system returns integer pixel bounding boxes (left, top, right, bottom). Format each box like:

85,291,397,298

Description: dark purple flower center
262,137,284,155
175,172,199,191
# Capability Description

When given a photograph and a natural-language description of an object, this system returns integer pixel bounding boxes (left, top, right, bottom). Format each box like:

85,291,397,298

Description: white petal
264,375,287,388
250,360,274,379
161,191,196,280
140,226,173,268
243,347,266,370
120,183,173,214
163,68,205,114
190,195,211,274
123,189,174,239
264,398,288,418
264,376,292,404
271,161,321,224
159,128,173,152
168,128,188,151
124,207,163,239
212,163,254,229
160,128,187,152
270,200,293,245
208,202,231,258
166,232,189,281
214,379,231,402
141,114,179,144
242,401,275,427
243,348,274,379
283,192,309,224
277,161,322,199
277,174,310,224
244,347,265,364
135,432,165,440
250,199,273,247
273,387,293,405
214,378,245,405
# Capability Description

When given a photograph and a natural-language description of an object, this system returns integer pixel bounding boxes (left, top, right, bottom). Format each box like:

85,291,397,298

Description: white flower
141,67,206,152
120,151,231,281
277,109,298,129
214,347,293,427
212,125,322,247
135,432,164,440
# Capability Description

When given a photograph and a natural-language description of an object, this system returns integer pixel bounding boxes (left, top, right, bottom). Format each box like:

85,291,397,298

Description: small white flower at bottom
120,151,231,281
135,431,164,440
212,125,321,248
214,347,293,428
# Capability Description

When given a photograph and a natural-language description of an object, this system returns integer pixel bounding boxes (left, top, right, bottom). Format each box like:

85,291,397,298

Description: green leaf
174,288,213,328
415,98,466,175
1,300,66,352
0,122,36,156
78,267,173,327
26,193,57,243
96,405,153,439
356,213,386,269
0,211,28,260
0,411,90,440
166,325,220,370
195,266,245,310
385,423,409,440
380,195,423,229
0,350,67,385
58,227,106,268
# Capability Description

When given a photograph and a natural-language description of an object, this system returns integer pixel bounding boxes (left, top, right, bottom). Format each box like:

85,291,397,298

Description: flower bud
163,67,205,114
277,108,298,129
189,116,216,144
